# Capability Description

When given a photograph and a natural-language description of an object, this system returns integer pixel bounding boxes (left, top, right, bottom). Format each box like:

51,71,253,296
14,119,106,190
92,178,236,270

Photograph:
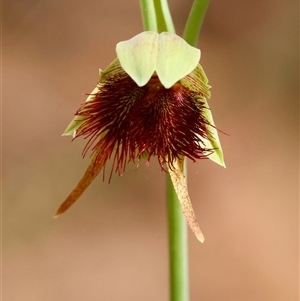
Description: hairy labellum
75,60,212,180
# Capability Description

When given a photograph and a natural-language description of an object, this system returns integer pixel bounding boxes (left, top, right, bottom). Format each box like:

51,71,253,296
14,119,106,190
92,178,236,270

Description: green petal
63,115,85,136
62,86,100,136
116,31,200,88
99,58,125,83
180,64,225,167
201,99,226,167
180,64,210,98
63,59,125,137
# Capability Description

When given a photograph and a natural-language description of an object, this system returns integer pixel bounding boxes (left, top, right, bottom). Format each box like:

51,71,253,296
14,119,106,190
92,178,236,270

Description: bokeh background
3,1,299,300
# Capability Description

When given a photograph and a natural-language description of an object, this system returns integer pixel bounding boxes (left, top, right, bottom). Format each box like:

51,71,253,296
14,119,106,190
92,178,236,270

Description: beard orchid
55,31,225,242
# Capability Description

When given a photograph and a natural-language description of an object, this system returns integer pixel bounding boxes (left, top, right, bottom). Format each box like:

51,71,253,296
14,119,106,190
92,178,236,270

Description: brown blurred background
3,1,299,300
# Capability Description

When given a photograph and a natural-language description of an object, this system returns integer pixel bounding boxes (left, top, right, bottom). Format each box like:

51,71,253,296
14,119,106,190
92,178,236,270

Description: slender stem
153,0,175,33
153,1,188,300
183,0,211,46
139,2,211,301
139,0,158,31
167,161,189,301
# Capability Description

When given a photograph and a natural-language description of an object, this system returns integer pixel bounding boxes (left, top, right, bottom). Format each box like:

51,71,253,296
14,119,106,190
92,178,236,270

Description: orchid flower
55,31,225,242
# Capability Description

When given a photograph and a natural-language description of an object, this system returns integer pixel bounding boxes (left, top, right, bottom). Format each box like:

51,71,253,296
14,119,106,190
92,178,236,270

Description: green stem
167,162,189,301
139,0,175,33
139,0,158,31
139,2,210,301
151,2,188,300
153,0,175,33
183,0,211,46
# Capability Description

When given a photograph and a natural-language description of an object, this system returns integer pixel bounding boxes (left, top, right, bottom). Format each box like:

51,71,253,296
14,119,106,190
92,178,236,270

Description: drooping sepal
168,156,205,242
54,150,104,217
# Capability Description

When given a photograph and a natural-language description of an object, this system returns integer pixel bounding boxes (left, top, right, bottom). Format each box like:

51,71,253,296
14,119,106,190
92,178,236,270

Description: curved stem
183,0,211,46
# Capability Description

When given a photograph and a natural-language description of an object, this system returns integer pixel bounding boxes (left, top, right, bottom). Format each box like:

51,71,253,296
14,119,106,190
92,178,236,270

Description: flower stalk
140,1,213,301
139,3,190,300
167,163,189,301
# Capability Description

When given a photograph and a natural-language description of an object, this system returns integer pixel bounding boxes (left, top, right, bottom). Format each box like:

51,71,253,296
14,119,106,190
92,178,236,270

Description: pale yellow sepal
116,31,200,89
